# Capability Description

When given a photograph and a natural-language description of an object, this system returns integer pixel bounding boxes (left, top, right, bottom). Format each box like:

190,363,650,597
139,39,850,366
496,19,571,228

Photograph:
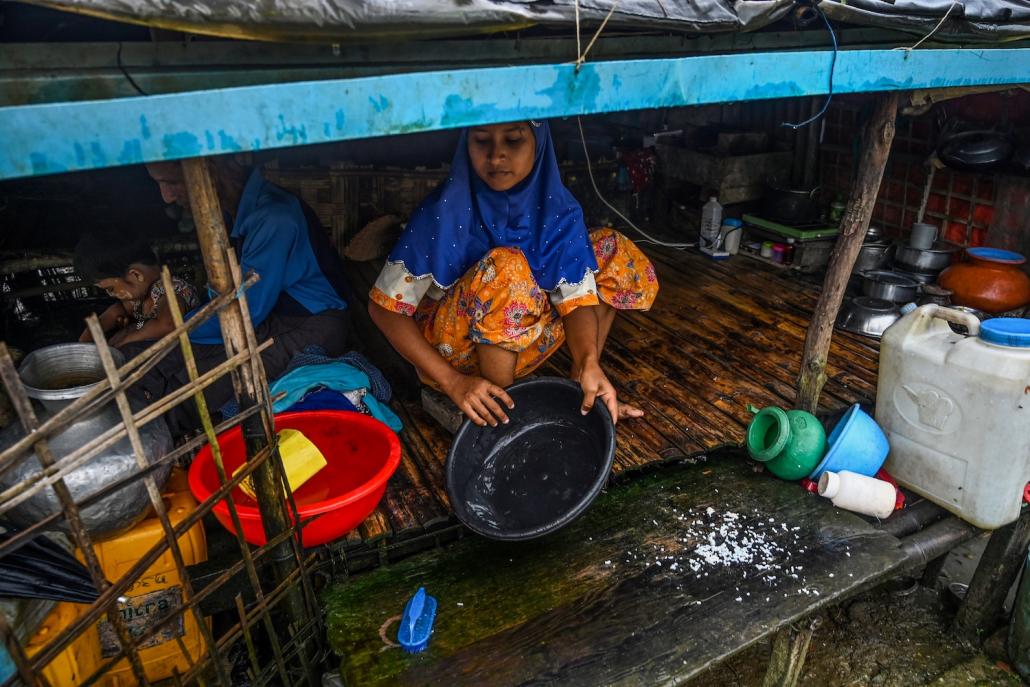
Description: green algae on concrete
324,455,909,685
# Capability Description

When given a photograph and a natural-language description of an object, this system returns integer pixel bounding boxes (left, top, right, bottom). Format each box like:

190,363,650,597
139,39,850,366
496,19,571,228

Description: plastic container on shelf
760,241,775,259
784,238,797,265
79,468,208,686
699,196,723,251
720,218,743,255
876,305,1030,529
771,243,787,264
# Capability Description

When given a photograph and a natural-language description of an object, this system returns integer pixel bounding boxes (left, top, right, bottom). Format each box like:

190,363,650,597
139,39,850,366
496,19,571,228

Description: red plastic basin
188,410,400,547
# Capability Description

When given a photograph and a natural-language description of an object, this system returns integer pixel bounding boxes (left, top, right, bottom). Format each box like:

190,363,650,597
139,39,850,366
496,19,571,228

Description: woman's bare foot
618,402,644,421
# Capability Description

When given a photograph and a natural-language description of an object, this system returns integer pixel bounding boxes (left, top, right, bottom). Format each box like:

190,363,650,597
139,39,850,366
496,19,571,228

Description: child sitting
74,233,199,347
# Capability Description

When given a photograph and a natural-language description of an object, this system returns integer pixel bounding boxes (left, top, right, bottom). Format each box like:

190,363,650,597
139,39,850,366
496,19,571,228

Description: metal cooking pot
765,185,821,224
893,240,960,273
854,242,892,274
0,344,172,538
860,270,920,303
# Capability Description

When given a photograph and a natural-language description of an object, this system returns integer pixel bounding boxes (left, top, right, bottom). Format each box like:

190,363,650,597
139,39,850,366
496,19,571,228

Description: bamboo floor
338,247,880,561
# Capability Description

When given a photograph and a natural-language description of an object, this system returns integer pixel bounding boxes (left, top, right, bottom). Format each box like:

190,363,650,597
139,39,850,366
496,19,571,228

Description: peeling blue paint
218,130,242,152
275,114,308,144
118,139,144,165
89,142,107,167
161,132,202,158
1,48,1029,180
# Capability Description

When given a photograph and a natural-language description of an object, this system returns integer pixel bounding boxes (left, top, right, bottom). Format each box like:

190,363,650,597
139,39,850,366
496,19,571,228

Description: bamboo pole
180,158,288,543
161,265,291,685
180,157,318,685
0,609,40,687
796,92,901,413
86,311,233,687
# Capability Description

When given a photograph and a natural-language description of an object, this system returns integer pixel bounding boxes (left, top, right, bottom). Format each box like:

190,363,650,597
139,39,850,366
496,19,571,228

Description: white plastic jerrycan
876,304,1030,529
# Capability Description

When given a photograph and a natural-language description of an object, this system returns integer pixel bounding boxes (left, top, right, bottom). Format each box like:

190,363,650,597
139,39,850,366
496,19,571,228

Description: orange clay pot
939,248,1030,314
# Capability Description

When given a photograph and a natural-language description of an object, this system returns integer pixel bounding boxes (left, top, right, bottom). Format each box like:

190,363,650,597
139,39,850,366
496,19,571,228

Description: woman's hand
576,359,621,423
443,374,514,428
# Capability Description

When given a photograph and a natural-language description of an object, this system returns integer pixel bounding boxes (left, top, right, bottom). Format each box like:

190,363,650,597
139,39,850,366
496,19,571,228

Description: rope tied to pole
573,0,621,73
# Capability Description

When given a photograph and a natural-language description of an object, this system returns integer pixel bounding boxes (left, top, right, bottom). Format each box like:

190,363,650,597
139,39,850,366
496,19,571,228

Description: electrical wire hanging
117,42,149,97
577,117,695,249
782,2,837,130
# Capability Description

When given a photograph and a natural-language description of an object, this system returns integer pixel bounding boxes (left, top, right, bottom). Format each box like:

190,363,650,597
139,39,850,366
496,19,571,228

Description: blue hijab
387,121,598,291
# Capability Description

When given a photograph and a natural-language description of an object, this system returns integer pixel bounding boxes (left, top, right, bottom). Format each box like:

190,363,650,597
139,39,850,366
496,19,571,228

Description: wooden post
954,509,1030,645
181,157,320,686
796,92,901,413
180,157,288,539
763,616,822,687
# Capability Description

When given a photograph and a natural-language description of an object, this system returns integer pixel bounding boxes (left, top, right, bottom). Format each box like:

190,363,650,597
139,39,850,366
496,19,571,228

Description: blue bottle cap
721,218,744,228
978,318,1030,348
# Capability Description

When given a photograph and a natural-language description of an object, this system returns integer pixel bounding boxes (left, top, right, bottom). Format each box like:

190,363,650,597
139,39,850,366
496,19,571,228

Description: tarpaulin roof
15,0,1030,43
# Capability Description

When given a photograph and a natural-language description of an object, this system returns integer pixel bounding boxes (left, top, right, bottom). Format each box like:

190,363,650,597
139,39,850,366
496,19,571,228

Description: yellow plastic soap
233,428,327,499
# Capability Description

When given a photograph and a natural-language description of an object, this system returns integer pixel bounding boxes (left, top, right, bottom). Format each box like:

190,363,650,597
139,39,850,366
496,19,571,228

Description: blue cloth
287,388,359,413
387,121,598,291
269,362,402,432
284,346,392,403
188,169,348,344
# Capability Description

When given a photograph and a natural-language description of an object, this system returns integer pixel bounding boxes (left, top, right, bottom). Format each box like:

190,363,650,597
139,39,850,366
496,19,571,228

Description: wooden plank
325,457,908,686
358,508,392,544
637,254,876,408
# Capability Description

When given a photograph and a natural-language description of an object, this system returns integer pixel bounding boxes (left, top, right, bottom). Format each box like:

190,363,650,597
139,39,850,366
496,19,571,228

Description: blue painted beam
1,48,1028,181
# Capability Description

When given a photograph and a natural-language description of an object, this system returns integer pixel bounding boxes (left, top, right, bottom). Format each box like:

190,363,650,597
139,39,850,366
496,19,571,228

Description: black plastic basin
445,377,616,541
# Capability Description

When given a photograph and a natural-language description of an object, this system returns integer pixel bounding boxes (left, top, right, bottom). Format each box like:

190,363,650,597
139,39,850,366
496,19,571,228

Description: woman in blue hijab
369,121,658,427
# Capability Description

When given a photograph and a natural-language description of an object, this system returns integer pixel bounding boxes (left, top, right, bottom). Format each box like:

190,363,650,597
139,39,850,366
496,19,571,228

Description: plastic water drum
876,305,1030,529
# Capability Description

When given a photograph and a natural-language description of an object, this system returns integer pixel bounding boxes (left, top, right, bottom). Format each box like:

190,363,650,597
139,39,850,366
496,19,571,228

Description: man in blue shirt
125,159,351,436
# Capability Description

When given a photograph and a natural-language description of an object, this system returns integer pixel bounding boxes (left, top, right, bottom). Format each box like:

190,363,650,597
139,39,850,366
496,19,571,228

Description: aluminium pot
893,240,960,273
854,242,892,274
0,344,172,538
860,270,920,304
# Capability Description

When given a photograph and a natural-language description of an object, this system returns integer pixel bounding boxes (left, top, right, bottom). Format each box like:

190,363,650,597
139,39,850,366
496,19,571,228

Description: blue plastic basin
808,404,889,480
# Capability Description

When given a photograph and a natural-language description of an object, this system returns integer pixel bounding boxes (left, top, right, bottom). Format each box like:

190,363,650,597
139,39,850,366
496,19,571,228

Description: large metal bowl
861,270,920,303
18,343,123,414
893,240,960,273
836,297,901,339
0,343,171,538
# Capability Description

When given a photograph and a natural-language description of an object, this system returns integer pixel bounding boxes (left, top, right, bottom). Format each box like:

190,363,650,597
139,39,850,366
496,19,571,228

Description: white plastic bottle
818,470,896,519
699,196,723,250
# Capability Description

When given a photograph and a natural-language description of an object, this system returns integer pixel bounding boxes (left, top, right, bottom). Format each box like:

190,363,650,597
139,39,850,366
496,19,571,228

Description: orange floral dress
370,228,658,380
